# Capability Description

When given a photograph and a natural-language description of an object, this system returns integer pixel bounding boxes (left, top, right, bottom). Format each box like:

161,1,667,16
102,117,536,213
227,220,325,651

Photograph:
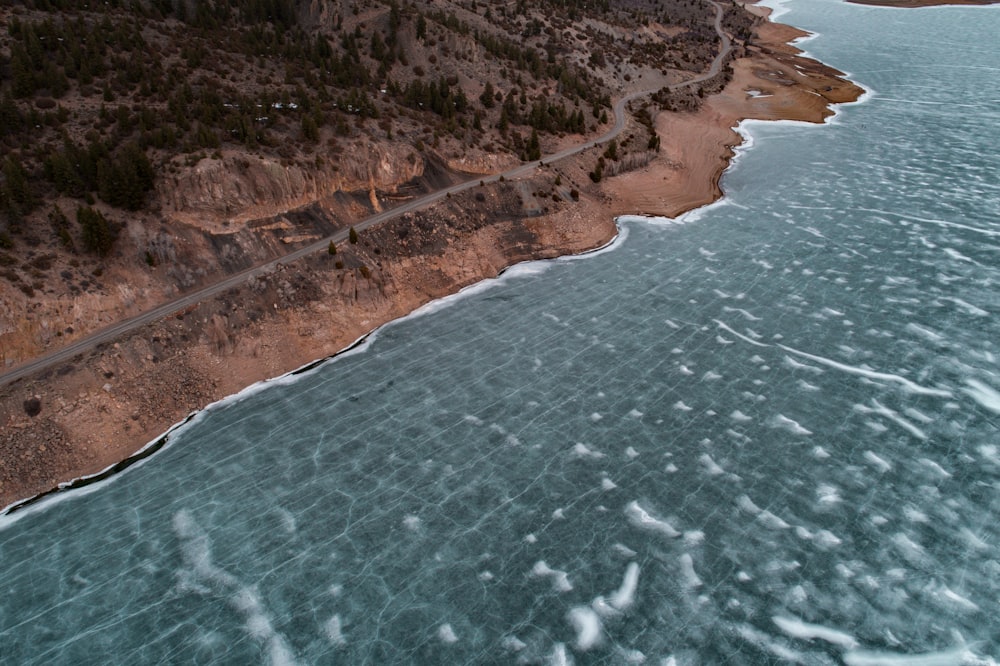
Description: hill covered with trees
0,0,757,364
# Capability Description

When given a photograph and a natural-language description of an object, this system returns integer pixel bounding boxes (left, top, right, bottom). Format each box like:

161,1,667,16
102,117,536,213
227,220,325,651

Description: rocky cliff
158,142,425,229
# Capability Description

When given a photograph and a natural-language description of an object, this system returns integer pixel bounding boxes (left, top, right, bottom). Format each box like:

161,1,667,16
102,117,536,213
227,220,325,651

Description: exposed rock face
445,153,520,175
157,142,424,228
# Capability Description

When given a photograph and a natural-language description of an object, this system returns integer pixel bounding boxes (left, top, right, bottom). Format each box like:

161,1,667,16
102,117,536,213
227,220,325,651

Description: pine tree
77,205,116,256
479,81,495,109
526,129,541,161
1,156,36,225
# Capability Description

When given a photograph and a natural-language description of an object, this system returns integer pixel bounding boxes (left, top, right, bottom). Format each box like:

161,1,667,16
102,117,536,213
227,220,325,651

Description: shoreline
0,228,631,525
0,5,865,513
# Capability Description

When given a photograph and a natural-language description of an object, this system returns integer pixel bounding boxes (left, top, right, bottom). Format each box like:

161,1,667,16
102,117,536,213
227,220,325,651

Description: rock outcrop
157,141,424,228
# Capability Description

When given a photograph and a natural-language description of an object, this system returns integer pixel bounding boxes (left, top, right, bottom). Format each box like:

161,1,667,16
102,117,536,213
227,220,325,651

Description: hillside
0,0,759,367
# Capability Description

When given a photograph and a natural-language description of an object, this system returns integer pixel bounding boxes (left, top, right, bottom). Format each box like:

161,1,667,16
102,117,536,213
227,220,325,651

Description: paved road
0,2,732,388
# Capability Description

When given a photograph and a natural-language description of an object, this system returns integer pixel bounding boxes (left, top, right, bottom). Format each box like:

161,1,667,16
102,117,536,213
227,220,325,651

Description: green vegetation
77,205,115,256
0,0,749,267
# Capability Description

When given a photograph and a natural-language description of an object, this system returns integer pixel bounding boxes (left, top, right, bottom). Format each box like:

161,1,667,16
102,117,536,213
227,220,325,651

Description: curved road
0,2,731,388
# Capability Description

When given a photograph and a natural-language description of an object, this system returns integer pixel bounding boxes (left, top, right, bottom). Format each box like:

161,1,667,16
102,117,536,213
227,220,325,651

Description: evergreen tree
302,115,319,143
479,81,495,109
1,156,37,225
526,129,541,161
77,205,116,256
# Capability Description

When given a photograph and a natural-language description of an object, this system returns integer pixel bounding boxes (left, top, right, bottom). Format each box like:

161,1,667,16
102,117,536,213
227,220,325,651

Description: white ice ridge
855,207,1000,239
772,615,858,649
854,400,927,440
532,560,573,592
736,623,810,664
172,510,301,666
842,646,996,666
940,297,988,317
714,320,770,347
723,306,762,321
625,500,681,538
905,322,944,343
963,379,1000,414
567,606,603,650
778,344,953,398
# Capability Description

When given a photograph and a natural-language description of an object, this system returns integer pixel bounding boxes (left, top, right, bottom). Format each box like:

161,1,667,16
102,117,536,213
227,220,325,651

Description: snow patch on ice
699,454,725,476
532,560,573,592
567,606,603,650
437,623,458,644
323,614,346,646
842,646,993,666
772,615,858,649
609,562,640,610
864,450,893,473
549,643,574,666
626,500,681,538
770,414,813,436
963,379,1000,414
572,443,605,459
679,553,702,589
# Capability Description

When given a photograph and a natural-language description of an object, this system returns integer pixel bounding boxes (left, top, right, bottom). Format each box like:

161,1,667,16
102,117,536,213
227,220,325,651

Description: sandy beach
0,7,864,511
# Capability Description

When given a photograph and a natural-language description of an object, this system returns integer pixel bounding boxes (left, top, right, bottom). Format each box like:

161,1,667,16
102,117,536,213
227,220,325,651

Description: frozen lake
2,1,999,663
